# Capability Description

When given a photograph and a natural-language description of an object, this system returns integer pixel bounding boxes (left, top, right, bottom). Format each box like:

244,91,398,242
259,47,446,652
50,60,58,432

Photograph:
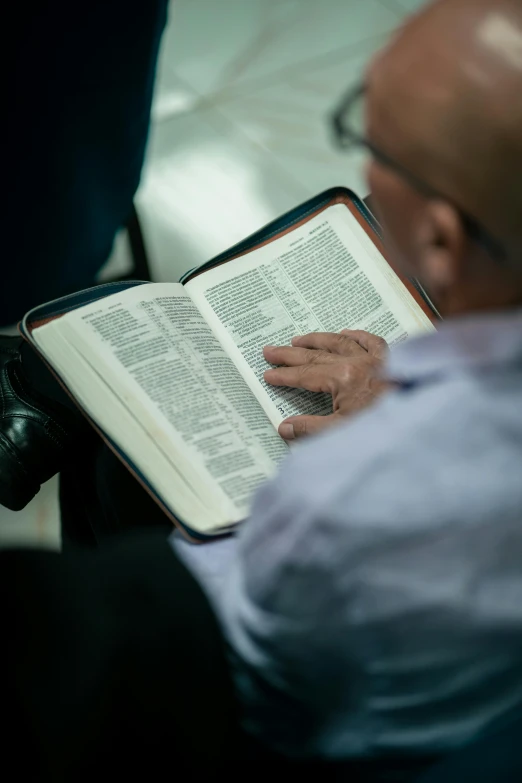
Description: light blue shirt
173,308,522,760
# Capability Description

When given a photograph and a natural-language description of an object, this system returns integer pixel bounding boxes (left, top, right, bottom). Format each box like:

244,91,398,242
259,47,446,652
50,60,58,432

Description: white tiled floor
0,0,427,549
138,0,428,283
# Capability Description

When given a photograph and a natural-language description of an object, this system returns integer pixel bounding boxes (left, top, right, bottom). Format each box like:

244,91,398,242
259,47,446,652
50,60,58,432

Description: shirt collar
387,307,522,383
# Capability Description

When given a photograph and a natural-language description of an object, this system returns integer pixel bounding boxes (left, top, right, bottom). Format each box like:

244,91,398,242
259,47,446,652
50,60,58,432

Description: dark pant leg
2,531,240,781
3,0,168,326
59,436,173,550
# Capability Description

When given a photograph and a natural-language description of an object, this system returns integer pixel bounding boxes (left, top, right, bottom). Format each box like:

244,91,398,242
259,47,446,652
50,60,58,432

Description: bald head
367,0,522,260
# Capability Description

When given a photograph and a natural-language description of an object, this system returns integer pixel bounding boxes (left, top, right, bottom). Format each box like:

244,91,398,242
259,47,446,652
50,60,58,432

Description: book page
33,322,220,534
186,204,435,427
38,284,288,524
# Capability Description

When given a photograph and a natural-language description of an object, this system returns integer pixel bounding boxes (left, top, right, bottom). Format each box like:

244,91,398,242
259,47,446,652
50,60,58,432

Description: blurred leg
3,0,168,325
1,530,239,780
59,435,172,550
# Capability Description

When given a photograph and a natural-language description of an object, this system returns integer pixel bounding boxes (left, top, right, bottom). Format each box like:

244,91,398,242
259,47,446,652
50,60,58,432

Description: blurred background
0,0,426,549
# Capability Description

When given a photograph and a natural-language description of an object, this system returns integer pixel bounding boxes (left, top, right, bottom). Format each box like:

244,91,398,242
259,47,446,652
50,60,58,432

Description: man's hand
263,330,390,440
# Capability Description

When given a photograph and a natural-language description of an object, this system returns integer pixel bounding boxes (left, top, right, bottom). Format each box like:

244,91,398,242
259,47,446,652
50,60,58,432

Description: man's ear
414,201,468,306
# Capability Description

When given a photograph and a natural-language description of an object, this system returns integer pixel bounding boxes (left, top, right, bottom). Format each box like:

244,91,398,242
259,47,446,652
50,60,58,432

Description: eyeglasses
331,84,506,261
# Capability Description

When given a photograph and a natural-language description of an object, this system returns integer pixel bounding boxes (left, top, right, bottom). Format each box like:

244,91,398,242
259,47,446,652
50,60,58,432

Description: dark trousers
5,354,243,780
3,0,168,326
2,526,240,781
60,428,173,549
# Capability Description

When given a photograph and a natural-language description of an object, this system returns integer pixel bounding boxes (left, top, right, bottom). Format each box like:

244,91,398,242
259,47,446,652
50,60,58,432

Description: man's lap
59,433,171,550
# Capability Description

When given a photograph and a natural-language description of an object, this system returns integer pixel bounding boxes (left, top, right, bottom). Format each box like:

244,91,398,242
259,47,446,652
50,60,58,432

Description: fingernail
279,423,295,440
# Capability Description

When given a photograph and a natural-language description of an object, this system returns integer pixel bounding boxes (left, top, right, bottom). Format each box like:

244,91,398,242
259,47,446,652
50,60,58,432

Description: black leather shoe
0,335,85,511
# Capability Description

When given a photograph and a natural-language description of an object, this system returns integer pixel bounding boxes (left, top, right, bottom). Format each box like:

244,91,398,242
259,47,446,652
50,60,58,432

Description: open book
23,188,436,540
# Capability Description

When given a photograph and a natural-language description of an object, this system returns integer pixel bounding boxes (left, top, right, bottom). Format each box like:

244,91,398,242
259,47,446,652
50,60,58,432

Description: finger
263,344,337,367
265,362,343,393
340,329,389,359
291,332,366,357
278,413,341,440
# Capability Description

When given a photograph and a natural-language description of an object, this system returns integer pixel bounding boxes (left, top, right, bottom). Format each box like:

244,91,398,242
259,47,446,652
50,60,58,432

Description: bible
22,188,436,540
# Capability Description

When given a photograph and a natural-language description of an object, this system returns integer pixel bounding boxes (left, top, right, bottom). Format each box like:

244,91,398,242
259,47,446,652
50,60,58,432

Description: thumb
278,413,340,441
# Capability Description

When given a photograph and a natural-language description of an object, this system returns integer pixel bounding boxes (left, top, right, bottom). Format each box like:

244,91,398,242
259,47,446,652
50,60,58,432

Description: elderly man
178,0,522,759
1,0,522,778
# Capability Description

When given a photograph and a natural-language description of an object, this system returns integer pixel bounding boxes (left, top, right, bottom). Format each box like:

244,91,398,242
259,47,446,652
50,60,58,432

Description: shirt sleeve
170,530,239,612
216,442,361,757
170,429,355,756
